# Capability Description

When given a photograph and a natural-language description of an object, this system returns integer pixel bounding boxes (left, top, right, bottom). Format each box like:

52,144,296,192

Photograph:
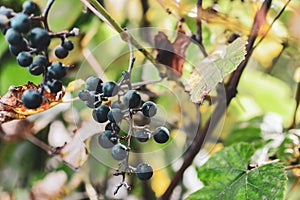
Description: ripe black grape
134,129,150,142
10,13,30,33
141,101,157,117
85,76,103,93
135,163,153,180
54,45,68,59
107,108,124,123
22,1,38,15
123,90,141,109
48,62,66,79
111,100,125,109
17,51,32,67
111,143,128,160
102,81,119,97
28,63,44,76
47,79,62,93
98,130,117,149
28,27,50,50
5,28,23,46
9,39,28,56
62,40,74,51
92,104,110,123
153,127,170,144
78,90,91,101
22,89,43,109
105,122,120,134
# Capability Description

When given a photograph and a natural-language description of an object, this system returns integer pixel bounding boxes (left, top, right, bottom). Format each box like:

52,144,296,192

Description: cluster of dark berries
0,1,78,109
79,75,170,181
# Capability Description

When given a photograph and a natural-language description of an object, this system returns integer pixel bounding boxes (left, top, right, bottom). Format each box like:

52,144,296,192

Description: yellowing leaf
65,79,85,92
185,38,246,104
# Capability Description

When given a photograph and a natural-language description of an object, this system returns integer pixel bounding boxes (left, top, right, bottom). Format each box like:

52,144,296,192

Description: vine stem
81,0,165,75
42,0,55,31
195,0,208,57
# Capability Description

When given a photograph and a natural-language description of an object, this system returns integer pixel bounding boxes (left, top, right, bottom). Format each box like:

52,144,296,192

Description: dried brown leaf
155,29,190,76
0,82,65,124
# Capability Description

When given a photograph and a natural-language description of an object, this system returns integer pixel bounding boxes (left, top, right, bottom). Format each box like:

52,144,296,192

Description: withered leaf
0,82,65,124
155,29,190,76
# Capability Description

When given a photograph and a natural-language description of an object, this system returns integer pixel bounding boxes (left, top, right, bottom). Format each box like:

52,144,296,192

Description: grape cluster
0,1,77,109
79,75,170,181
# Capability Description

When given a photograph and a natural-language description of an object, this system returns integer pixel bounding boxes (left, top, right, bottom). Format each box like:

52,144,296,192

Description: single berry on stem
92,104,110,123
135,163,153,180
111,143,128,160
123,90,141,109
153,126,170,144
141,101,157,117
85,76,103,93
17,51,32,67
102,81,119,97
134,129,150,142
54,45,68,59
107,108,124,123
98,130,117,149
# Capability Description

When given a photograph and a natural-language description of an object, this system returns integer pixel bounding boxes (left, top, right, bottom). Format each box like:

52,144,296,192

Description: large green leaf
187,143,287,200
186,38,246,103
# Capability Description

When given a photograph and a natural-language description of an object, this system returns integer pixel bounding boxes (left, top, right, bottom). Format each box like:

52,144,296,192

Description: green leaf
187,143,287,200
186,38,246,103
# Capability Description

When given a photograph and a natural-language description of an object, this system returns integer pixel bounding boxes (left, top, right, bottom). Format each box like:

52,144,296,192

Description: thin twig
290,82,300,129
26,134,54,155
81,0,165,76
195,0,208,57
285,164,300,171
253,0,291,49
42,0,55,31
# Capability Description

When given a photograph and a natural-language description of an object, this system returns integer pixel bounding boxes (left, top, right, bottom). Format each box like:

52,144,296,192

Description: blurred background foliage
1,0,300,199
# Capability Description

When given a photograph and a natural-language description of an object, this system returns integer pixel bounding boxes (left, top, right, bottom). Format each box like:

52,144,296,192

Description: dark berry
111,100,125,109
123,90,141,108
9,39,28,56
48,62,66,79
22,89,43,109
78,90,91,101
62,40,74,51
17,51,32,67
135,163,153,180
92,104,110,123
111,143,128,160
28,63,44,76
28,27,50,50
47,79,62,93
102,81,119,97
11,13,30,33
153,127,170,144
98,130,117,149
54,45,68,59
105,122,120,134
134,129,150,142
133,112,151,126
22,1,38,15
107,108,123,123
5,28,23,46
33,55,47,67
85,76,103,93
141,101,157,117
